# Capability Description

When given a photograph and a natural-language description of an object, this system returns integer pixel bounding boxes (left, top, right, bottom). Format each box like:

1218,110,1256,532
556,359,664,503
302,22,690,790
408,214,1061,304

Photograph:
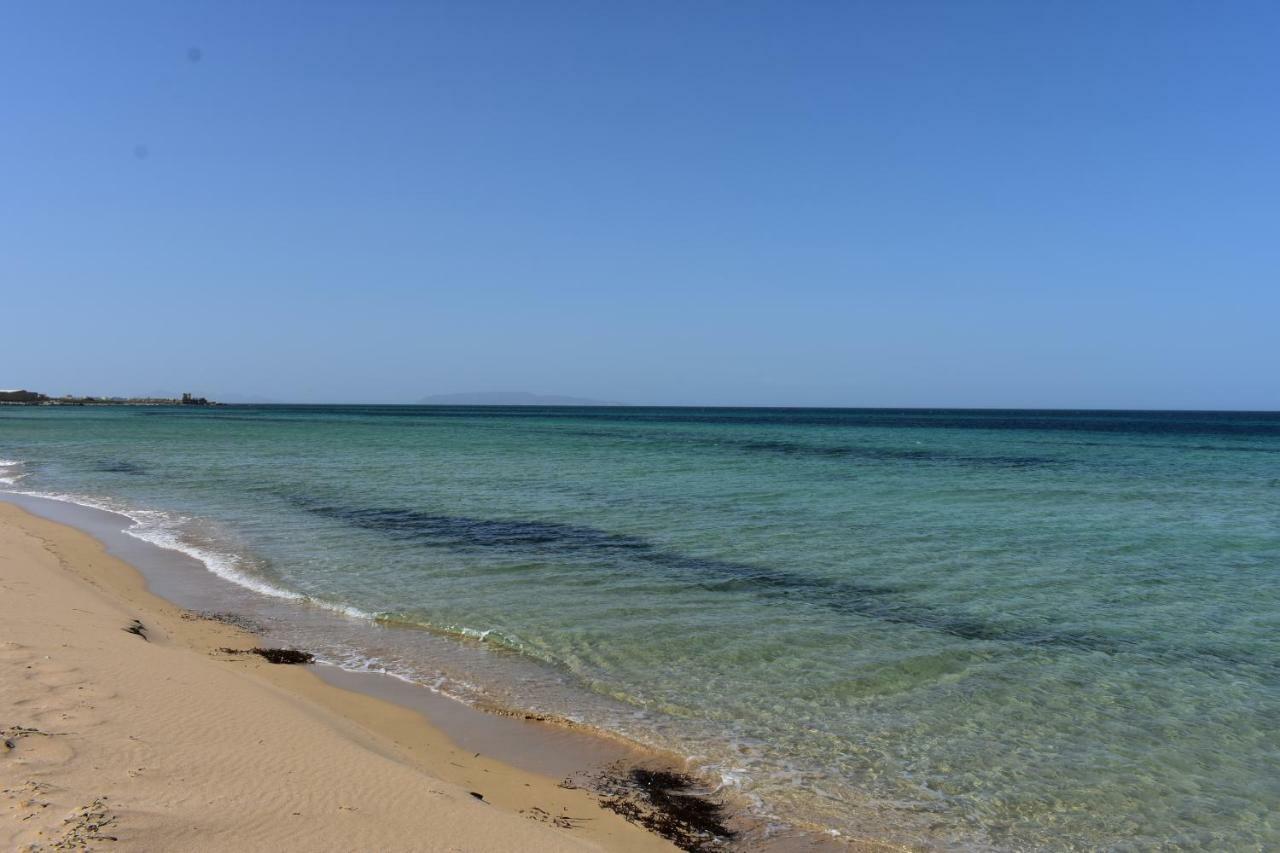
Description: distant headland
0,389,216,406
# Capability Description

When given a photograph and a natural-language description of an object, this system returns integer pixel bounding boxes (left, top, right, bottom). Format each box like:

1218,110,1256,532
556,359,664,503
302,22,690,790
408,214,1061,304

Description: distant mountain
417,391,622,406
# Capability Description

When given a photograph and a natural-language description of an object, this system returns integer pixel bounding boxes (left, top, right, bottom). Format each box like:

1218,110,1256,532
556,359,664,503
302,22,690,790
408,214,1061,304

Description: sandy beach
0,501,679,852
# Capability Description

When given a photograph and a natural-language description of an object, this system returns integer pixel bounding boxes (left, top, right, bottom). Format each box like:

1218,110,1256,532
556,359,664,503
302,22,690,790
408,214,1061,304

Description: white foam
123,511,308,603
2,483,394,627
0,451,392,626
305,598,377,621
0,479,305,602
0,459,26,485
314,651,489,702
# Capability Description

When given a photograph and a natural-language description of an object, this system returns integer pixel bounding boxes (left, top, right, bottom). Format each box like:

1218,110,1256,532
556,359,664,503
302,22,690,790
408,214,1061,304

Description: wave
0,459,28,485
0,469,564,711
374,612,537,657
0,476,383,624
0,463,521,651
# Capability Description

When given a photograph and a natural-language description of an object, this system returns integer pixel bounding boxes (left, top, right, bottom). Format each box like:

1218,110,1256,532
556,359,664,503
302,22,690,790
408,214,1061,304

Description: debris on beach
520,805,591,829
218,647,315,665
580,765,732,852
57,796,118,846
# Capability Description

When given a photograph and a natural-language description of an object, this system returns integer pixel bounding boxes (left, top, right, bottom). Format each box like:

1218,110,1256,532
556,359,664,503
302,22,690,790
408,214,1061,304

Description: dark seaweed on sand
586,766,731,852
219,647,314,665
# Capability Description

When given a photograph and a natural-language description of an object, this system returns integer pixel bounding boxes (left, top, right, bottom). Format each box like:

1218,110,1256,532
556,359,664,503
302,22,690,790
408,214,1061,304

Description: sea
2,405,1277,850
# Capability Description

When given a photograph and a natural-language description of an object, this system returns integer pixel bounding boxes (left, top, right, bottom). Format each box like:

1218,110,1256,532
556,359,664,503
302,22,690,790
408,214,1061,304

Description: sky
2,1,1278,408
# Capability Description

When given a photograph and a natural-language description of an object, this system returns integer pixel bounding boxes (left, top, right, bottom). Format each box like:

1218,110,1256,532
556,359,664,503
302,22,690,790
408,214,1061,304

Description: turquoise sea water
2,406,1278,849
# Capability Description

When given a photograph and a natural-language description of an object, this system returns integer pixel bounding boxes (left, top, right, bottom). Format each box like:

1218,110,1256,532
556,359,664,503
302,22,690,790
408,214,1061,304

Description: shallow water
2,406,1278,849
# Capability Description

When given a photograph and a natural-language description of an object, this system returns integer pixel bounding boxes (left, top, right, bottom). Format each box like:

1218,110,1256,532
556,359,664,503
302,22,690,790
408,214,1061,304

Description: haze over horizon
4,2,1278,410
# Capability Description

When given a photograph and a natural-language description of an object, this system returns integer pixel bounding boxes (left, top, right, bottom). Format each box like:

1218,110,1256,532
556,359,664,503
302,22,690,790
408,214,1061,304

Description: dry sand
0,501,676,852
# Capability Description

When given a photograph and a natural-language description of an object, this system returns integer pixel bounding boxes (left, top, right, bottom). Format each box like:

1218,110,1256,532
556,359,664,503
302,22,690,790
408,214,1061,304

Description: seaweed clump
219,647,314,665
588,766,731,852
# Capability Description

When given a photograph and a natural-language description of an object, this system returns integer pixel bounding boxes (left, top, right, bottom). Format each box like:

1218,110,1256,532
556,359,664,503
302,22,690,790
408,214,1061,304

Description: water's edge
0,489,859,852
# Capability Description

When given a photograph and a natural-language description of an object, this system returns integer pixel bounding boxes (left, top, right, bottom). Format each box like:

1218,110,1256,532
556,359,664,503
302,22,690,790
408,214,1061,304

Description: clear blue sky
3,1,1277,407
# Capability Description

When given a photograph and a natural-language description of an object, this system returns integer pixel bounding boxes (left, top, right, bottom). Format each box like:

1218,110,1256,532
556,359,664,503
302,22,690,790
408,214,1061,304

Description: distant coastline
0,389,216,407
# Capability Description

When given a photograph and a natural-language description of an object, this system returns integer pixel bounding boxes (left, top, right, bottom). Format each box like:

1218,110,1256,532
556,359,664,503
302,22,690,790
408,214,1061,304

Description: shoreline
0,491,686,780
0,495,880,852
0,499,686,851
